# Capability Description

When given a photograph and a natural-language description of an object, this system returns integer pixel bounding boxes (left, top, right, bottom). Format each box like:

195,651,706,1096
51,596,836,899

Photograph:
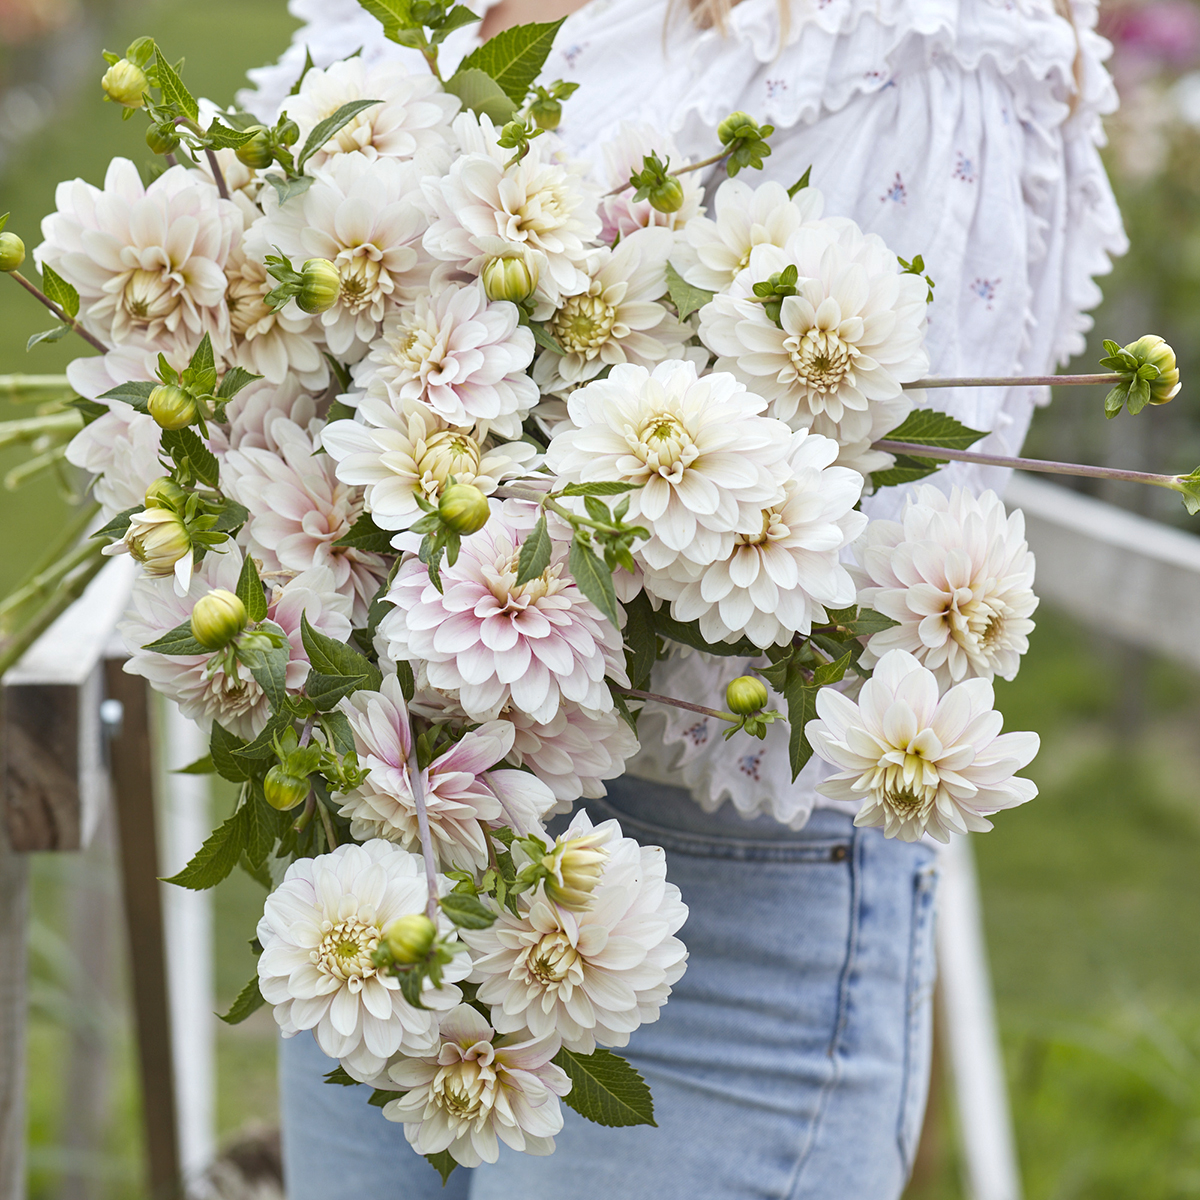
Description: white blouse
244,0,1126,828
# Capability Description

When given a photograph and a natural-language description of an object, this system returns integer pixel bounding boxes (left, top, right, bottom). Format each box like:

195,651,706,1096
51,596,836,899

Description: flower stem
872,439,1181,488
902,373,1123,390
0,374,71,400
6,272,107,354
292,792,315,834
0,411,82,450
298,714,315,748
317,796,338,852
604,148,729,196
616,687,738,724
407,754,440,922
203,147,231,201
0,534,102,626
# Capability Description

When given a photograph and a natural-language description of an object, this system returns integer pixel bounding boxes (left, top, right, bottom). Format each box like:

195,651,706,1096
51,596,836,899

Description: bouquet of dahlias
0,1,1194,1179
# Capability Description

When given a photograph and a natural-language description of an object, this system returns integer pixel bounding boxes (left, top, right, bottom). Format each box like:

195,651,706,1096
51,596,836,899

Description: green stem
0,374,72,399
605,148,730,197
617,686,739,724
0,411,82,450
317,796,339,852
7,272,107,354
0,535,102,626
902,373,1123,391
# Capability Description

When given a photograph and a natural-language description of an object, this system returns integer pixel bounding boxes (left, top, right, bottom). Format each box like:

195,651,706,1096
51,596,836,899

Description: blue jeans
279,777,939,1199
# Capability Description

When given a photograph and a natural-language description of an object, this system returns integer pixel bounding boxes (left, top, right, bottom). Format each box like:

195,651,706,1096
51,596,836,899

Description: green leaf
1171,467,1200,516
664,262,714,321
290,46,316,95
99,380,156,409
323,1065,358,1086
296,100,383,170
235,553,268,623
334,510,395,554
205,121,259,149
263,173,315,207
456,18,565,104
824,604,898,639
870,453,945,490
174,754,214,775
882,408,986,451
210,722,251,783
212,500,249,535
217,366,261,400
301,613,382,688
814,649,852,686
569,536,619,627
323,352,353,393
154,48,199,120
515,514,551,586
304,672,364,712
558,482,639,498
527,320,566,356
785,680,820,781
442,68,517,124
424,1151,458,1185
621,592,657,691
653,609,759,657
142,619,209,656
26,325,71,351
239,637,290,714
183,333,217,395
239,851,273,889
41,263,80,319
160,427,220,489
218,974,266,1025
244,779,276,866
321,708,357,757
232,707,296,761
1104,383,1130,418
163,805,247,890
787,165,812,198
553,1047,656,1128
439,892,497,929
90,505,141,543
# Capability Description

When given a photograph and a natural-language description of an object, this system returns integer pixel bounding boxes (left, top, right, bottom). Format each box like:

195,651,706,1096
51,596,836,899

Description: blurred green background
3,1,1200,1197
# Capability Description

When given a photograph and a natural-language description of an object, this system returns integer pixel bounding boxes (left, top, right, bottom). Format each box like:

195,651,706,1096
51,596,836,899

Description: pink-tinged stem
407,755,440,921
617,687,736,724
7,272,107,354
903,373,1122,390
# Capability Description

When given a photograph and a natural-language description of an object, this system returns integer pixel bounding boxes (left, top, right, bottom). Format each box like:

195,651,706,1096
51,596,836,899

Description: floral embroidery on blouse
971,277,1001,308
954,152,977,182
684,720,710,747
738,752,764,781
881,172,907,204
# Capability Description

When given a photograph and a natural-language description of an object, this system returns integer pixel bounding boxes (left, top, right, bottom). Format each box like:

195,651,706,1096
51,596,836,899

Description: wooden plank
0,814,29,1200
105,661,183,1200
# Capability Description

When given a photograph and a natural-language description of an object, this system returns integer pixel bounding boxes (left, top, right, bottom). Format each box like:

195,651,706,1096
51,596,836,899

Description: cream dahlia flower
257,839,470,1078
422,112,601,308
320,399,537,534
806,649,1040,842
282,57,458,167
352,281,537,440
546,360,792,571
532,227,689,394
698,224,929,451
382,1004,571,1167
256,153,431,358
379,513,628,724
336,673,557,870
853,486,1038,687
463,810,688,1053
66,401,162,521
222,415,386,624
38,158,238,357
642,428,867,647
597,122,704,243
208,374,318,459
119,549,352,739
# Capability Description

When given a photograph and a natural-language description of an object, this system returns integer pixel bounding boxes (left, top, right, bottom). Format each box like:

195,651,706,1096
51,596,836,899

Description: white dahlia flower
38,158,238,357
208,374,318,459
382,1003,571,1167
546,360,791,571
320,399,536,534
463,810,688,1053
853,486,1038,687
222,416,385,624
257,839,470,1078
352,281,537,440
532,227,689,394
698,224,929,451
119,549,352,739
282,57,458,167
642,428,867,647
66,399,162,521
379,513,628,724
422,112,601,307
256,153,430,358
806,649,1040,842
597,122,704,243
337,673,557,870
678,177,828,294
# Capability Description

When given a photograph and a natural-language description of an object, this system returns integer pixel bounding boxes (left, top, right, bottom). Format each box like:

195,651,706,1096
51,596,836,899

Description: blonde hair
685,0,791,37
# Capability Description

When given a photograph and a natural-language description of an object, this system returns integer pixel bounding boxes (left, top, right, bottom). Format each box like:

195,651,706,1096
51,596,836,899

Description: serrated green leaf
240,645,290,714
205,121,259,149
90,505,140,543
142,619,209,656
212,500,249,534
244,779,276,866
870,453,945,490
439,892,497,929
217,366,261,400
334,510,395,553
304,672,365,711
553,1047,656,1128
323,1065,358,1086
263,173,315,207
162,805,247,890
321,709,357,757
423,1151,458,1185
621,592,657,691
154,48,199,120
27,325,71,351
67,397,109,425
442,67,517,124
297,100,383,169
664,261,713,321
881,409,986,451
785,680,821,781
218,973,266,1025
558,481,639,497
515,514,551,586
653,609,759,657
235,553,268,623
174,754,214,775
456,18,565,104
41,263,80,319
813,649,852,686
527,319,566,356
232,707,295,761
160,427,220,489
301,612,382,687
211,722,251,782
569,536,619,627
99,380,156,409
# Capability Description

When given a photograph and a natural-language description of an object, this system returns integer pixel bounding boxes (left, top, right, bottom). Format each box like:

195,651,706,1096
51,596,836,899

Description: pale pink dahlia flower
597,122,705,244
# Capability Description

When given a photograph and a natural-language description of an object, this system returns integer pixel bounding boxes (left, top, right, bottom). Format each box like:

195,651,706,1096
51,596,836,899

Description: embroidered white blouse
244,0,1126,828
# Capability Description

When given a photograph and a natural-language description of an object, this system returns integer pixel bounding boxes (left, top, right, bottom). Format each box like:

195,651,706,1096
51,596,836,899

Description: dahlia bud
124,509,191,577
1127,334,1180,405
647,176,685,214
101,59,148,108
481,254,538,305
147,383,198,431
143,476,186,510
263,765,310,811
0,232,25,273
726,675,768,716
529,95,562,130
297,258,340,314
717,110,756,144
276,117,300,147
541,830,609,911
236,127,274,170
438,482,490,535
145,123,180,156
190,588,247,650
382,913,437,964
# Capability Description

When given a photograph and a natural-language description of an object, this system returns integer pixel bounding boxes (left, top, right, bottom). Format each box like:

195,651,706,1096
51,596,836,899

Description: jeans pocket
896,861,939,1172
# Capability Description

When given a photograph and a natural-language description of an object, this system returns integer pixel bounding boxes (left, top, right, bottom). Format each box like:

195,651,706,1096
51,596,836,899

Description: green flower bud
0,232,25,273
145,123,181,156
124,509,191,577
143,476,187,510
382,913,437,964
1127,334,1180,406
438,482,490,535
263,765,310,811
726,675,768,716
717,110,756,144
481,254,538,305
541,830,609,912
147,383,198,431
276,117,300,147
529,96,562,131
101,59,148,108
190,588,247,650
647,176,685,214
236,127,274,171
297,258,340,314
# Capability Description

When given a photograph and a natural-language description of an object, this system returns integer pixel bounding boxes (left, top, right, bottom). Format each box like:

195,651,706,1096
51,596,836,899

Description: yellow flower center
628,411,697,478
523,931,581,986
417,430,482,496
313,917,379,982
551,294,616,357
123,268,177,323
736,507,789,548
786,328,857,393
